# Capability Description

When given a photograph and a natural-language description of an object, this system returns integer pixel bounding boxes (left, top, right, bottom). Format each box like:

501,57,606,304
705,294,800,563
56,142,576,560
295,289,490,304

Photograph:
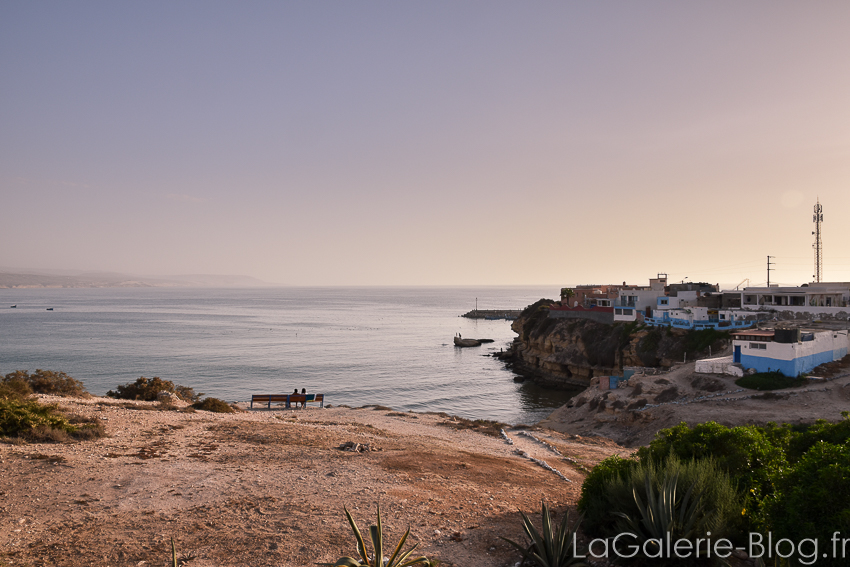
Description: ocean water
0,286,579,424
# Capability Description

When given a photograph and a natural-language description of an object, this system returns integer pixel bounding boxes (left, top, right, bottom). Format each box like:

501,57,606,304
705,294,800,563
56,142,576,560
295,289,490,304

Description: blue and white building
732,329,849,377
644,297,753,330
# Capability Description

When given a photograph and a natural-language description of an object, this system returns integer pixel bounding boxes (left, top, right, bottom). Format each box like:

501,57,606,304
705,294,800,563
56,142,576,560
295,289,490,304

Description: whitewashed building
732,329,849,377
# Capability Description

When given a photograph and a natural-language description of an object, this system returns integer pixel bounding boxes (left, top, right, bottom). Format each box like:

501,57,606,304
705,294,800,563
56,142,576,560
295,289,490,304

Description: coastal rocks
156,391,179,403
502,299,729,390
338,441,375,452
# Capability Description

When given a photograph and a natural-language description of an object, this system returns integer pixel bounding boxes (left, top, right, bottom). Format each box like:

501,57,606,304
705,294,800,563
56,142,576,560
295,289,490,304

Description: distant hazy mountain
0,270,274,288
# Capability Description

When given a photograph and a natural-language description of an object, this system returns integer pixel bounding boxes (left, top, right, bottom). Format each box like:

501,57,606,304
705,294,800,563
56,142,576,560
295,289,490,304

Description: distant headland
0,270,274,289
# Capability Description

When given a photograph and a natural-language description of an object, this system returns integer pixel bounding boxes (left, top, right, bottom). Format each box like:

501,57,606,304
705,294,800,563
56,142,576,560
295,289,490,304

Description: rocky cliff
500,299,730,389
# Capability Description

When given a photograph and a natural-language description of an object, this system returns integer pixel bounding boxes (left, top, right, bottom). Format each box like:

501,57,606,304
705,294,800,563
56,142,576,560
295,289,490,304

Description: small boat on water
454,336,482,347
452,335,494,347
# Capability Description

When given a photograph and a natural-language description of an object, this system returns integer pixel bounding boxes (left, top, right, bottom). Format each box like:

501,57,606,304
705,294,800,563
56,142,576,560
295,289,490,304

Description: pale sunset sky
2,2,849,287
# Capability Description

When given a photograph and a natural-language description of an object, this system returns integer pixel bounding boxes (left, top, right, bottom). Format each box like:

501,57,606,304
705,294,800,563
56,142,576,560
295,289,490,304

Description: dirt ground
540,357,850,447
0,398,628,567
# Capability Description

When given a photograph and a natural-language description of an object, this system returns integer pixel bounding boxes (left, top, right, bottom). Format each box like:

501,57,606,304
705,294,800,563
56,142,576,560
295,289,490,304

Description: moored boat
453,336,482,347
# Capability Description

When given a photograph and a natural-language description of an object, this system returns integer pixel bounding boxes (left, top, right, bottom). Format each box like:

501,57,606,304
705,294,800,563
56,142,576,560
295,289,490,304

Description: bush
585,456,742,546
735,371,807,390
0,376,33,401
2,370,89,398
191,397,235,413
626,416,850,549
0,397,107,442
580,452,742,565
616,457,743,558
769,442,850,567
785,416,850,462
578,455,636,536
107,376,200,402
636,421,788,533
0,398,74,438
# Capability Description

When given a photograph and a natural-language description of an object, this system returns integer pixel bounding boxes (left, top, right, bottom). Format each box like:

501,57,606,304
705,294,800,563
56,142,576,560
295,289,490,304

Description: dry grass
432,414,508,438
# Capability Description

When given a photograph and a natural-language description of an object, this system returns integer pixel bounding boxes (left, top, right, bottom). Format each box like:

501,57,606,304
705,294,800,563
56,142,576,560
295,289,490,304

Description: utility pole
813,200,823,282
767,256,775,287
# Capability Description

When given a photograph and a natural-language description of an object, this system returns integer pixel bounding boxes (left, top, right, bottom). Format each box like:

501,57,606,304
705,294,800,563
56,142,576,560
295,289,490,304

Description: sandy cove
0,396,627,567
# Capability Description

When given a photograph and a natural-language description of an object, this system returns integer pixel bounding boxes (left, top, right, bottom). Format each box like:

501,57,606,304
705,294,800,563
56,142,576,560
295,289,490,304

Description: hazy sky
2,2,849,286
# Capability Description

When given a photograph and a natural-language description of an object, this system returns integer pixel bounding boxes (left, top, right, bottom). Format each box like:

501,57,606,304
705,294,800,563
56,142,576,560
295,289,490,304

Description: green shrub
580,453,743,564
191,397,235,413
0,397,107,442
784,416,850,462
735,371,807,390
578,455,636,536
0,376,33,401
612,457,743,563
0,398,73,437
629,416,850,547
636,421,787,533
107,376,200,402
2,370,89,397
769,442,850,567
619,457,740,537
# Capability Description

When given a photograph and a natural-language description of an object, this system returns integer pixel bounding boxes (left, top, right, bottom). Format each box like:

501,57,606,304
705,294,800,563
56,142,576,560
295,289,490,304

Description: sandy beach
0,396,626,567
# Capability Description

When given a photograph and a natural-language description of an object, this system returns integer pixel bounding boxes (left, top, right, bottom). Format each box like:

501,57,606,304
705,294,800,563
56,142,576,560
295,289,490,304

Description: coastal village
550,273,850,379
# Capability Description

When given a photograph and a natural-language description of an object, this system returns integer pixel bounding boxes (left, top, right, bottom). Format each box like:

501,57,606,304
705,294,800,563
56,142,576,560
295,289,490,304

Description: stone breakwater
460,309,522,319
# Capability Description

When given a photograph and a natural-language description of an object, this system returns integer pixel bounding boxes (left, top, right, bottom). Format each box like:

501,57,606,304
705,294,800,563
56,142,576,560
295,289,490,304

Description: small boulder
156,391,178,402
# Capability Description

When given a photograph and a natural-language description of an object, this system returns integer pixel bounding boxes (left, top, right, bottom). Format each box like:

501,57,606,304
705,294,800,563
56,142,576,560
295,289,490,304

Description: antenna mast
813,199,823,282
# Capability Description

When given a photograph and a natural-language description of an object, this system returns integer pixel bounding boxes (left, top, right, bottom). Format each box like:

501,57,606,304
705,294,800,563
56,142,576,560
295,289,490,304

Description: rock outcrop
499,299,729,390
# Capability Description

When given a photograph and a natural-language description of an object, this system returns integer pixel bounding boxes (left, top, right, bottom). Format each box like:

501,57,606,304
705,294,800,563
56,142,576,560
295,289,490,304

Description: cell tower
813,199,823,282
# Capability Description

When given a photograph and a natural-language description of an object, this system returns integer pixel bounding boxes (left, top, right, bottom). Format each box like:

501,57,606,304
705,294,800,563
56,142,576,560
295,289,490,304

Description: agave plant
320,505,432,567
614,472,707,560
502,501,587,567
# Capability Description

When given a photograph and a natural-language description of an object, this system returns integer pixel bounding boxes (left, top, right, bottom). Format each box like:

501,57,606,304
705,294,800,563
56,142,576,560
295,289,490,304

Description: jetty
461,309,521,320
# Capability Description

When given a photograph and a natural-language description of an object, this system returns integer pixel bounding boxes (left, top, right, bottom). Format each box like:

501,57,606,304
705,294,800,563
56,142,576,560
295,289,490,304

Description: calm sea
0,286,579,424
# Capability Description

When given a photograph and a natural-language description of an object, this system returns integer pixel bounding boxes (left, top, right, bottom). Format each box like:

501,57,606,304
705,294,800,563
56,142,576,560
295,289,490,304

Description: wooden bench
250,393,325,409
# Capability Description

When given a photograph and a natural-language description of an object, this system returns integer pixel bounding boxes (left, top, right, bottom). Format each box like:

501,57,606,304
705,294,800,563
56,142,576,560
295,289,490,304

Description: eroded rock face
502,299,728,390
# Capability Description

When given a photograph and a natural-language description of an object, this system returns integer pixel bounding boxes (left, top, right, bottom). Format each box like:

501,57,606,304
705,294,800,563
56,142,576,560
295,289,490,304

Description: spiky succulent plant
320,505,432,567
502,501,587,567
